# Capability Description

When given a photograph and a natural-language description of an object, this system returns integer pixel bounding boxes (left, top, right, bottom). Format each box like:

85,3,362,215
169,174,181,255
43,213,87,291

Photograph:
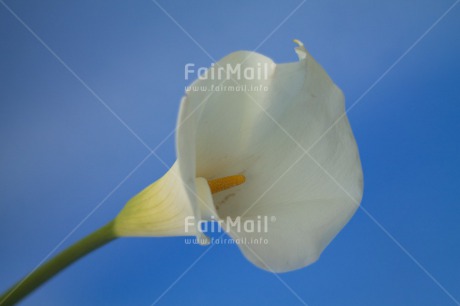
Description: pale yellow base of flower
113,164,197,237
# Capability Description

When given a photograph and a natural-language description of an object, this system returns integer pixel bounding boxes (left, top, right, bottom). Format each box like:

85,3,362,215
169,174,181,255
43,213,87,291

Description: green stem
0,221,117,305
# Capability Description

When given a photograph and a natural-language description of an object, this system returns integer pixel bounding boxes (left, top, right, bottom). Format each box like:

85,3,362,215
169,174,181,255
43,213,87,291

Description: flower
114,40,363,272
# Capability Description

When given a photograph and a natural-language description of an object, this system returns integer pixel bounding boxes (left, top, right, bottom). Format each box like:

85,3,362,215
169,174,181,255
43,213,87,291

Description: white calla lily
114,40,363,272
1,41,364,305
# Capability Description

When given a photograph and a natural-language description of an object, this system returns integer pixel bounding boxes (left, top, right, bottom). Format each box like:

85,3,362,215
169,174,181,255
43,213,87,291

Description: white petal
179,44,363,271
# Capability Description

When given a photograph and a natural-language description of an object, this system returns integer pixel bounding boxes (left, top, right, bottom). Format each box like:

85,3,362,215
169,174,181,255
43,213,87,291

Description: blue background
1,0,459,305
